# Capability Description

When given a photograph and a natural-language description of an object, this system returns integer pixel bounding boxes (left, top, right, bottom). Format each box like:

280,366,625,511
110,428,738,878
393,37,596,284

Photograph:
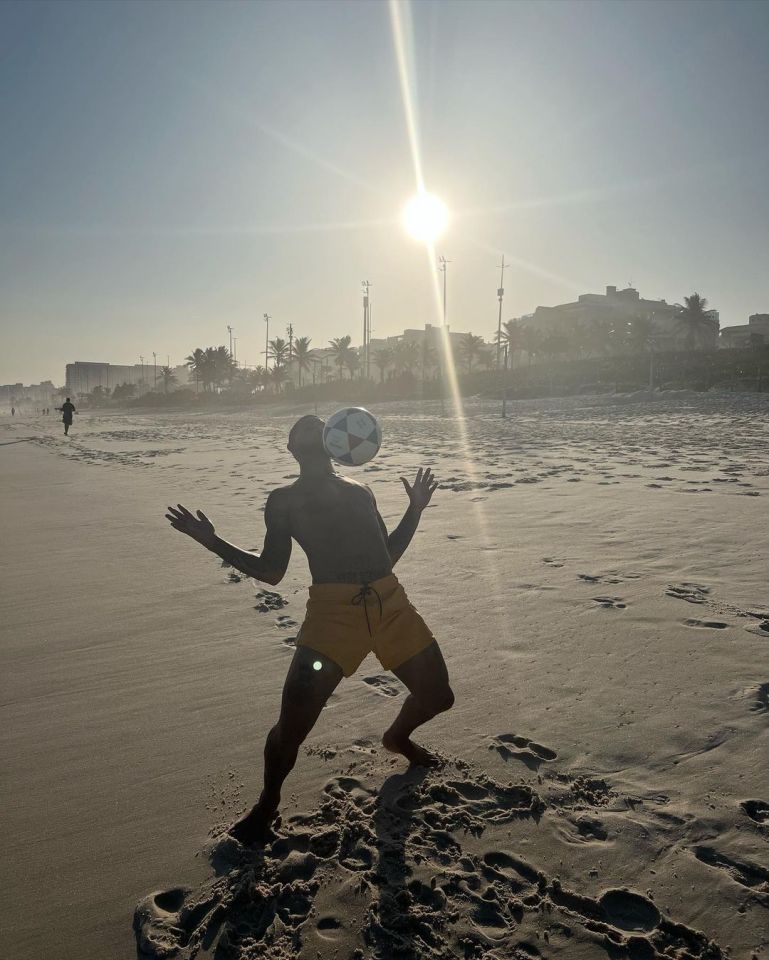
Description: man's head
65,397,70,402
287,414,327,463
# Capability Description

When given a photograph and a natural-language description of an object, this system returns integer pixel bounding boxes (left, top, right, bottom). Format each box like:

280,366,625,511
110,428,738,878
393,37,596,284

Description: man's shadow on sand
368,765,437,960
135,767,438,959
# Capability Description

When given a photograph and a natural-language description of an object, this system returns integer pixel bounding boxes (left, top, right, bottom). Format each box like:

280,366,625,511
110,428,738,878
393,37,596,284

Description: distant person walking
56,397,76,435
11,406,15,416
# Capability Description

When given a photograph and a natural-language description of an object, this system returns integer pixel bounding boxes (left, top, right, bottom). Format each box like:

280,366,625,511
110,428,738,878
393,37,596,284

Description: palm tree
627,315,656,354
345,351,361,380
580,318,615,358
205,346,234,390
458,333,485,373
249,366,267,391
520,327,543,366
677,293,716,351
329,336,353,380
480,349,495,370
420,341,437,381
160,365,177,394
185,348,208,392
292,336,313,386
269,365,289,393
394,339,419,376
374,347,394,383
268,337,290,369
540,331,569,362
501,319,524,369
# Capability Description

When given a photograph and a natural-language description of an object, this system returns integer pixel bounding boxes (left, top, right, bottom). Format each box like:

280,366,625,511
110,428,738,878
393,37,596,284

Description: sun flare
402,192,449,244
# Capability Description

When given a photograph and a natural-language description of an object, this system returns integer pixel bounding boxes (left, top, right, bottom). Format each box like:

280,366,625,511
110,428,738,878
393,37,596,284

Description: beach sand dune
1,393,767,959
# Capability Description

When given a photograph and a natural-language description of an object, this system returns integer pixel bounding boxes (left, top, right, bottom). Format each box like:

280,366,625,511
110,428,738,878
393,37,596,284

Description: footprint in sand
275,614,298,629
489,733,557,769
316,916,343,939
666,582,710,604
281,634,297,649
542,557,565,568
481,850,541,887
741,799,769,826
746,619,769,638
556,813,609,844
749,682,769,713
692,845,769,895
683,618,728,629
254,589,288,612
597,888,661,932
362,674,402,698
425,776,544,826
134,885,221,959
592,596,627,609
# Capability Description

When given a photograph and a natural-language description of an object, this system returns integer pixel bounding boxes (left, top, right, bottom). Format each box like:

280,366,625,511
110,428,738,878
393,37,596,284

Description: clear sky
1,0,768,385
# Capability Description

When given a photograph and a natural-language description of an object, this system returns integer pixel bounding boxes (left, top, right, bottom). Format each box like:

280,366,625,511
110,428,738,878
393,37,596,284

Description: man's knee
273,682,326,748
431,684,455,714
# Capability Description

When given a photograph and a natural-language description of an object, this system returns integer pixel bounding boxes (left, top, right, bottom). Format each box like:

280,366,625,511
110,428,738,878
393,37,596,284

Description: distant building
720,313,769,349
528,285,719,351
365,324,489,376
0,380,56,407
65,361,190,397
367,324,480,356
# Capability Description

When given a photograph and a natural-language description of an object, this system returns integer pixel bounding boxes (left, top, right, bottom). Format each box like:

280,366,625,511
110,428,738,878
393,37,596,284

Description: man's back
279,473,392,584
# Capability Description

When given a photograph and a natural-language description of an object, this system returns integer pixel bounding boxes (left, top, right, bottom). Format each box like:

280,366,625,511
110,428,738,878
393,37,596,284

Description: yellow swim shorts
296,574,435,677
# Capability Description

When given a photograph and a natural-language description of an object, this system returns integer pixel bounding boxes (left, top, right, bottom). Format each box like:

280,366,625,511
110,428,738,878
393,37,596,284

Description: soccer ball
323,407,382,466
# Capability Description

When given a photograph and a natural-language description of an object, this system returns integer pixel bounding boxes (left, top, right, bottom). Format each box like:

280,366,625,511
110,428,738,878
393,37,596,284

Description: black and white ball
322,407,382,466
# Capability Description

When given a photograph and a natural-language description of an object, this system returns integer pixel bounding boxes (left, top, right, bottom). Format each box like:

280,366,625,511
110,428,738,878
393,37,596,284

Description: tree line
82,291,726,403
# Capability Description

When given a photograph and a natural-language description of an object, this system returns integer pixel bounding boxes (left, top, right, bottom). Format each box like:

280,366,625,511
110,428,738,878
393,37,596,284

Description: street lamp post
310,356,322,415
362,280,371,380
286,322,293,384
438,256,451,416
496,255,508,370
264,314,271,370
502,344,510,418
153,352,157,389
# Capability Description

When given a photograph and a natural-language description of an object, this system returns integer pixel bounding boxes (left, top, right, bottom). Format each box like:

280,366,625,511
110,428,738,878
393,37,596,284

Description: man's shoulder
265,484,297,513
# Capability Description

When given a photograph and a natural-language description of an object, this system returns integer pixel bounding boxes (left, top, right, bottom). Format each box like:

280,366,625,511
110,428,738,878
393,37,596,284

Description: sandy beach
2,393,768,960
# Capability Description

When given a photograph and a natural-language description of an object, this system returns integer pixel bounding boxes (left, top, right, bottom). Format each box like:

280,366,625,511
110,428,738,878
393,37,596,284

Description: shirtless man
165,414,454,846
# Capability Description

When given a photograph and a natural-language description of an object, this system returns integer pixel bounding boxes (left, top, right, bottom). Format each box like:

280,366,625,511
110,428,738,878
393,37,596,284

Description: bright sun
402,191,449,244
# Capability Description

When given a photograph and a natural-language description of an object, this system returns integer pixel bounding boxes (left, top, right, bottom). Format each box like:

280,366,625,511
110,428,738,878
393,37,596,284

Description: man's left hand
401,467,438,512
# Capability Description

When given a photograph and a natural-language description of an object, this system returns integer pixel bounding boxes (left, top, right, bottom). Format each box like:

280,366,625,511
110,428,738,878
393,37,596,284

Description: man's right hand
165,504,217,548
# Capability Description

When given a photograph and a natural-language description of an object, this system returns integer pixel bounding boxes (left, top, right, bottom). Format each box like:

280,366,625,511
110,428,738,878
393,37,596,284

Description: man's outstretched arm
376,467,439,566
165,491,292,585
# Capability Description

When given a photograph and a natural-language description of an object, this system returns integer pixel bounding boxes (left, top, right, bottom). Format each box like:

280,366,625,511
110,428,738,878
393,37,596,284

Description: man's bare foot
382,730,441,768
228,802,278,847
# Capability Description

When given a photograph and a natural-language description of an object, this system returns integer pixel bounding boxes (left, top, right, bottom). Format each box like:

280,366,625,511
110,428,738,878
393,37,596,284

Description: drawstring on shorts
351,582,383,636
